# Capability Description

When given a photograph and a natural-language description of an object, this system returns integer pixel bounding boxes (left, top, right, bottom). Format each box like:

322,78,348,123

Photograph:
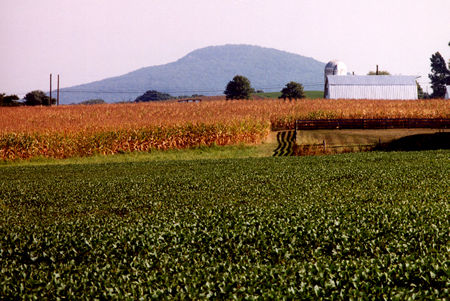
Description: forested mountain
57,45,325,104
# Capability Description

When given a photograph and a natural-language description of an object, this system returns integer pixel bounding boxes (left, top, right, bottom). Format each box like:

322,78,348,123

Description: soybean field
0,150,449,299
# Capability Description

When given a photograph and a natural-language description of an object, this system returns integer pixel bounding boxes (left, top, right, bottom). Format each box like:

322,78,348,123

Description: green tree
279,82,305,101
24,90,55,106
0,93,20,106
224,75,254,100
135,90,173,102
416,82,424,99
428,52,450,98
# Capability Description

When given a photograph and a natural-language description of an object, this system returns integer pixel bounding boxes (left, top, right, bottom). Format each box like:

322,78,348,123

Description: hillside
57,45,325,104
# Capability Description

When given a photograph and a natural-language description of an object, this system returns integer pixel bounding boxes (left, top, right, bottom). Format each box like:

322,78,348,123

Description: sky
1,0,449,96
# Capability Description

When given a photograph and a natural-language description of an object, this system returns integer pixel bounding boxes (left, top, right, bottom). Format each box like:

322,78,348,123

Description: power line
49,83,325,95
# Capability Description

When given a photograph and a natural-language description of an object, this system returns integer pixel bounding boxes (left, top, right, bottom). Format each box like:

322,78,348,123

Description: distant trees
176,94,204,100
80,99,106,105
367,70,390,75
428,52,450,98
0,93,20,106
24,90,55,106
2,90,58,106
279,82,305,101
135,90,173,102
224,75,254,100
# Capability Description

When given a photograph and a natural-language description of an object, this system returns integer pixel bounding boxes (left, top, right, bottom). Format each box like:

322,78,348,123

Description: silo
324,60,347,98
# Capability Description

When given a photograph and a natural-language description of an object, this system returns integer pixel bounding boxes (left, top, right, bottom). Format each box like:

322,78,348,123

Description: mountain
57,45,326,104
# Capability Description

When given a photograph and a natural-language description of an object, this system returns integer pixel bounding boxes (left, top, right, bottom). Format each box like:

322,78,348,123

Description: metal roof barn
325,75,418,100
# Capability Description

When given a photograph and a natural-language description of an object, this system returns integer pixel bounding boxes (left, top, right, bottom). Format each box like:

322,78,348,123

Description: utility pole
57,74,60,106
49,73,52,106
376,65,379,75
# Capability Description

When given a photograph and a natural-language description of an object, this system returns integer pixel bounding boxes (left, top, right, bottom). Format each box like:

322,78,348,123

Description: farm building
324,60,348,98
323,60,418,100
446,86,450,99
325,75,419,100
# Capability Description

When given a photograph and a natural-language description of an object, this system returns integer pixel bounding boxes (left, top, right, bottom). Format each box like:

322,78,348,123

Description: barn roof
327,75,418,86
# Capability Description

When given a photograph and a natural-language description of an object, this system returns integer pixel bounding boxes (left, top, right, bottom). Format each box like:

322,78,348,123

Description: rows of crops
2,99,447,134
0,121,268,160
1,151,448,299
1,99,448,160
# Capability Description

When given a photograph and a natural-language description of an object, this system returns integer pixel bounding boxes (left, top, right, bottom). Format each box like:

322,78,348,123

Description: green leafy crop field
0,151,449,299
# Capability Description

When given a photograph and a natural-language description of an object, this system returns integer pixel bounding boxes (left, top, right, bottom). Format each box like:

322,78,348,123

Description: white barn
325,75,419,100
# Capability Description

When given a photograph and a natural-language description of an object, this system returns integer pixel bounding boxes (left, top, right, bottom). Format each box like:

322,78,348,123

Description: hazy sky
1,0,449,96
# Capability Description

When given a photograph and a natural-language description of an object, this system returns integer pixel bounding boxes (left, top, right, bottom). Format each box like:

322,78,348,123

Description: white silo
324,60,347,98
325,60,347,77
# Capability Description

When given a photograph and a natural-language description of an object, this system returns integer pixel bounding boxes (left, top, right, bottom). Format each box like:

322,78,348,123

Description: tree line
134,78,307,102
223,76,306,101
0,90,56,107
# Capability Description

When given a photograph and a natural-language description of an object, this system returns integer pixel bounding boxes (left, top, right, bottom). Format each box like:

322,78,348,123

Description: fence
294,118,450,130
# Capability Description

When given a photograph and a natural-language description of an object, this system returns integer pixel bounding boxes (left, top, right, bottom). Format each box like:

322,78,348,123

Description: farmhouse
323,60,418,100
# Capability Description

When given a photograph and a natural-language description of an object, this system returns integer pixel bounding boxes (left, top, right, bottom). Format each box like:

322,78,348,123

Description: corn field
0,99,448,160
